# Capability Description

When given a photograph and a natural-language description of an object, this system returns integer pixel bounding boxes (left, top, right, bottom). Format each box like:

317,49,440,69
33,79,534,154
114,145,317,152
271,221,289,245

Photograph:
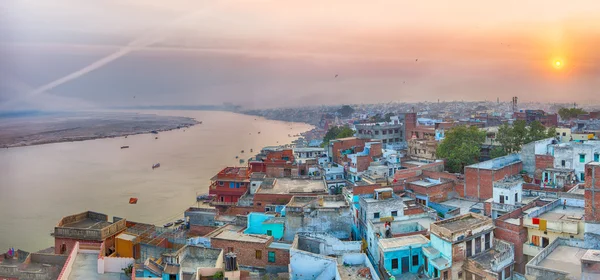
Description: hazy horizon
2,0,600,111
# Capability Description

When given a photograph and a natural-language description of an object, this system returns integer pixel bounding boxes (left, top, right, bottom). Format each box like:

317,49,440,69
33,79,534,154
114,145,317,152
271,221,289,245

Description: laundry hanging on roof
532,218,540,225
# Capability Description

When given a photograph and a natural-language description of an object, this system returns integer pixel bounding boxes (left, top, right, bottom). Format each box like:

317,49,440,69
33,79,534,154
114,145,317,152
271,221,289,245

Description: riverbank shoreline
0,112,199,149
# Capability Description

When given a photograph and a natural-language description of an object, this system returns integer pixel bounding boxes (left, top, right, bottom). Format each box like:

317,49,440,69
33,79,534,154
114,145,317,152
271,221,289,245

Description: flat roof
63,218,112,230
538,206,584,221
466,154,521,170
402,161,429,166
379,235,429,252
410,180,440,187
212,231,271,243
337,264,371,280
257,178,326,194
268,242,292,250
438,199,479,215
68,252,122,280
581,250,600,263
433,213,490,232
538,245,586,279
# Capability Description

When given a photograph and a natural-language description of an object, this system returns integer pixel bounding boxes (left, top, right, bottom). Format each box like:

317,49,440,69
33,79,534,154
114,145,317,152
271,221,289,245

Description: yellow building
555,128,572,143
115,233,139,258
522,203,585,263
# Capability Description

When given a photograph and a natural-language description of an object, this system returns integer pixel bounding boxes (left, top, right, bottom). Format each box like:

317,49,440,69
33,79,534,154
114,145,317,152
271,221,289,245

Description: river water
0,110,312,252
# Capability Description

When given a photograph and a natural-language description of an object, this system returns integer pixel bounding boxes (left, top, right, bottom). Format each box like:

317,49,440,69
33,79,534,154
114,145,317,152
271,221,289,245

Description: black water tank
225,253,237,271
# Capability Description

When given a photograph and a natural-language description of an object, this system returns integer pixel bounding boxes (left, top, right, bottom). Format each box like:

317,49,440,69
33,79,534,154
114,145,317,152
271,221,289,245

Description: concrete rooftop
180,246,221,274
68,253,127,280
537,245,587,279
212,231,271,243
337,264,371,280
438,198,479,215
466,154,520,170
63,218,112,230
257,178,326,194
433,213,490,233
379,235,429,252
538,206,584,221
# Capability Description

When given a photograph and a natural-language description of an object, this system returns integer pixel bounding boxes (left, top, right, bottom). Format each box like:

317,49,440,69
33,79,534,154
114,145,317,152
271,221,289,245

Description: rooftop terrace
257,178,327,194
379,235,429,252
211,167,250,181
433,213,490,232
466,154,521,170
212,231,271,244
68,252,126,280
537,245,586,279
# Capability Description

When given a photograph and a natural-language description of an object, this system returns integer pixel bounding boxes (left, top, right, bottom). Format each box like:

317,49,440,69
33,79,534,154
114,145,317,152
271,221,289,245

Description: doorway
401,256,409,273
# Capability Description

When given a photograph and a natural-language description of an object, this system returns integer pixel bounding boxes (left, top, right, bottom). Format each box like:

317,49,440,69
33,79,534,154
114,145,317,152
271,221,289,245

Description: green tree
526,121,548,143
384,112,395,122
436,126,486,173
497,121,557,153
546,126,557,138
558,107,587,120
490,146,508,159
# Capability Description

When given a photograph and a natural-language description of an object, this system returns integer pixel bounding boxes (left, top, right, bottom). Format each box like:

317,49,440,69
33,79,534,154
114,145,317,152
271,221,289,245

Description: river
0,110,312,252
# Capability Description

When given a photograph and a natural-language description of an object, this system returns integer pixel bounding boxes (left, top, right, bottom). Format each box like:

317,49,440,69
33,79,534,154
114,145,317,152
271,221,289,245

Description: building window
219,181,224,186
595,153,600,162
230,182,235,188
581,173,585,181
266,230,272,236
458,271,462,279
375,131,379,135
580,154,586,163
392,211,398,217
475,237,482,254
374,212,380,219
392,258,399,269
228,247,234,253
485,233,491,250
443,271,449,280
563,132,566,136
466,239,472,257
394,129,399,133
561,160,566,167
255,250,262,259
268,251,276,263
412,254,419,266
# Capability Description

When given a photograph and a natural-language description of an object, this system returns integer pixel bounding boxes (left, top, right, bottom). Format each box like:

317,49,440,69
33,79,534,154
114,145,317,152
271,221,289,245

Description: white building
552,141,600,182
492,176,523,205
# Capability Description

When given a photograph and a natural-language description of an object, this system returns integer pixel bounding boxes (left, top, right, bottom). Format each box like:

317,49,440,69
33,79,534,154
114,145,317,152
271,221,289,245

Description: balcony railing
523,242,544,257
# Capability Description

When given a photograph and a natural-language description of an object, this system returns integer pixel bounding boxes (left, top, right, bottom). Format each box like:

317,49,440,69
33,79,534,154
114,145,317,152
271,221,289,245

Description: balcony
523,242,543,257
523,217,579,234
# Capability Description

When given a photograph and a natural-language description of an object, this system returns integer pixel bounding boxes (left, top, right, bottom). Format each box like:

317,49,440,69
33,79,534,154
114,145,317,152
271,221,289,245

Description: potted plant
122,264,133,277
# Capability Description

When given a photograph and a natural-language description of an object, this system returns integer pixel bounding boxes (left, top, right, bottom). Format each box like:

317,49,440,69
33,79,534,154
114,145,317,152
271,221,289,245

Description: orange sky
1,0,600,109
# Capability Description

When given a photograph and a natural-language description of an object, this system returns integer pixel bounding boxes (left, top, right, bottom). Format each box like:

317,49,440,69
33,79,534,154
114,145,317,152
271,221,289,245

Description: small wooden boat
241,150,244,153
235,156,239,159
163,222,173,228
199,121,203,124
121,146,129,149
250,149,253,152
129,197,138,204
174,219,184,225
152,163,160,169
155,137,158,139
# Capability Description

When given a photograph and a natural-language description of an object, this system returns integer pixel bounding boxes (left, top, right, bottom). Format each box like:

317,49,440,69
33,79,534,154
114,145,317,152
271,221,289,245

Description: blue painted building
244,212,285,240
377,234,430,280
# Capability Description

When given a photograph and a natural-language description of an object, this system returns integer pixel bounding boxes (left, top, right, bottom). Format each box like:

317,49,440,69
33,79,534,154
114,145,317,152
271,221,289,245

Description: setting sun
555,60,561,67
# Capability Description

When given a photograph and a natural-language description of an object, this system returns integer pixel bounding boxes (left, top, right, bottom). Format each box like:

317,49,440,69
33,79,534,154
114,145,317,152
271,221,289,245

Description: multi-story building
552,141,600,182
53,211,126,256
407,139,438,161
355,122,405,149
464,154,523,201
492,176,523,206
377,234,430,279
426,213,514,280
514,110,558,127
522,199,586,263
208,167,251,203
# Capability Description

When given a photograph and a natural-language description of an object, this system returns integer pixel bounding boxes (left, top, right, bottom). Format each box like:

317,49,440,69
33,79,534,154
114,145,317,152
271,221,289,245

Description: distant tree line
558,107,587,120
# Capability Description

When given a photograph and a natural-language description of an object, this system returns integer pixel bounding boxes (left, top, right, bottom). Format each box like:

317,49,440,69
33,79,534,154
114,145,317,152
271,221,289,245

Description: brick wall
406,181,455,203
332,138,369,164
464,162,522,200
585,164,600,223
535,155,555,180
356,156,372,173
210,239,289,268
54,238,101,255
393,161,445,181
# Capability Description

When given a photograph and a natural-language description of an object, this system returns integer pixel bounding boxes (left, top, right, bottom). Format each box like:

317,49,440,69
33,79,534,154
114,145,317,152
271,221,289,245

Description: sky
1,0,600,111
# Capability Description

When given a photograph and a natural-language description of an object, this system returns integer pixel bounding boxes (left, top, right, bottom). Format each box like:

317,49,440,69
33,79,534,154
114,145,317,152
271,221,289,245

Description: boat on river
152,163,160,169
129,197,138,204
121,146,129,149
163,222,173,228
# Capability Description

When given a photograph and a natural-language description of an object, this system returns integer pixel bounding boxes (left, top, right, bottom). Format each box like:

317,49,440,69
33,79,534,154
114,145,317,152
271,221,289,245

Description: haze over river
0,110,312,252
